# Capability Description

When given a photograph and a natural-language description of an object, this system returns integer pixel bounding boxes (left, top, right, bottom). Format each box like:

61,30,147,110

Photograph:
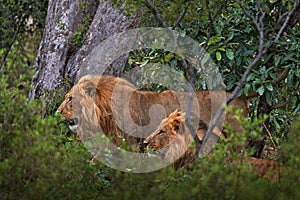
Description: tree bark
29,0,137,104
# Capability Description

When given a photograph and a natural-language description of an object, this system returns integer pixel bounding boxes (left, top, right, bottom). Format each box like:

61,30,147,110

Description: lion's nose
143,140,149,146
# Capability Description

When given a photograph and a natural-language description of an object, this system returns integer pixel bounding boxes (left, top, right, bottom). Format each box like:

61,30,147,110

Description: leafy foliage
1,0,300,199
0,0,48,87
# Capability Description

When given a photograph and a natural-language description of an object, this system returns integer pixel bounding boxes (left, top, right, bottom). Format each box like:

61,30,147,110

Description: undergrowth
0,74,299,200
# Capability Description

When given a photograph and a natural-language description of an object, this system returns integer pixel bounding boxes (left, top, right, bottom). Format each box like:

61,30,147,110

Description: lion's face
57,88,78,132
143,111,186,151
57,77,98,134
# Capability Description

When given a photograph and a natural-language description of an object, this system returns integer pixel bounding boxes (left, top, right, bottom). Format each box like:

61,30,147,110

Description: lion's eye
158,130,165,135
67,97,73,103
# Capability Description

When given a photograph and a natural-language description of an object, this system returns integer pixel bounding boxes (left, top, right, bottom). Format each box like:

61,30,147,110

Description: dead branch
263,123,276,148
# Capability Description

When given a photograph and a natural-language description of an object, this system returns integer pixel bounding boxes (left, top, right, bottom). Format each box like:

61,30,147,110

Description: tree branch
272,82,300,109
271,1,298,47
272,68,289,84
0,24,20,71
205,0,213,43
212,0,228,22
247,68,290,99
202,0,228,49
174,0,192,29
143,0,202,152
143,0,169,28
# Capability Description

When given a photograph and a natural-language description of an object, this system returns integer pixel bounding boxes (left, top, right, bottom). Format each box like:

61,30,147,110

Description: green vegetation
71,2,92,46
1,0,299,199
1,78,299,198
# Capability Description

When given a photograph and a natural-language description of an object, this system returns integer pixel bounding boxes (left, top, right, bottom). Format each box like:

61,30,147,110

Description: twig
205,0,213,43
174,0,192,29
0,25,20,71
272,82,300,109
212,0,228,22
263,123,276,148
143,0,169,28
272,68,289,84
271,1,298,47
203,0,228,48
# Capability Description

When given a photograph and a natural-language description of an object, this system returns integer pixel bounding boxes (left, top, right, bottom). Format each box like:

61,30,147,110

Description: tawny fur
144,111,219,169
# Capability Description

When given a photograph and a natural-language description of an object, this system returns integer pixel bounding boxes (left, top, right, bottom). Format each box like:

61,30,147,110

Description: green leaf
257,86,265,95
246,73,255,81
216,51,222,61
226,49,234,60
244,83,251,96
274,56,281,66
259,66,266,73
266,83,273,92
265,91,272,106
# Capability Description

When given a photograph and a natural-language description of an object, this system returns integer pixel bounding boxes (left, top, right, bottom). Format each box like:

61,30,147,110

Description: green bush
1,73,299,199
0,75,102,199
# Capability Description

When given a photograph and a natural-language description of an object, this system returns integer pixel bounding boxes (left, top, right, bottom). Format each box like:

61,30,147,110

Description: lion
143,110,280,180
143,110,222,168
57,75,249,161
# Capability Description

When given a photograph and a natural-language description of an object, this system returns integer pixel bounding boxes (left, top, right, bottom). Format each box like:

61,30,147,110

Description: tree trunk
29,0,137,107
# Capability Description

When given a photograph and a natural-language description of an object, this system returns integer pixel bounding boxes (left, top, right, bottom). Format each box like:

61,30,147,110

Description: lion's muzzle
68,118,79,132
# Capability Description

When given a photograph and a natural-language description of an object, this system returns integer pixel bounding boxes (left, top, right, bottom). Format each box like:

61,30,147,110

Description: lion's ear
168,111,185,131
171,117,184,131
84,83,96,97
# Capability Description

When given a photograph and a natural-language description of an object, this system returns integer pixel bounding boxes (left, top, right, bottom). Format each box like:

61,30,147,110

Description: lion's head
143,111,200,167
57,75,141,150
143,111,187,150
143,110,225,168
57,76,101,135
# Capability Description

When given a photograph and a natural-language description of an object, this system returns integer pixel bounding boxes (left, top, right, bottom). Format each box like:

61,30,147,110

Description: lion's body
57,75,249,154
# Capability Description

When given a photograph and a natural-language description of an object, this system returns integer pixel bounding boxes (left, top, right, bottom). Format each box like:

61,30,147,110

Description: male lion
144,110,280,180
57,75,249,161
